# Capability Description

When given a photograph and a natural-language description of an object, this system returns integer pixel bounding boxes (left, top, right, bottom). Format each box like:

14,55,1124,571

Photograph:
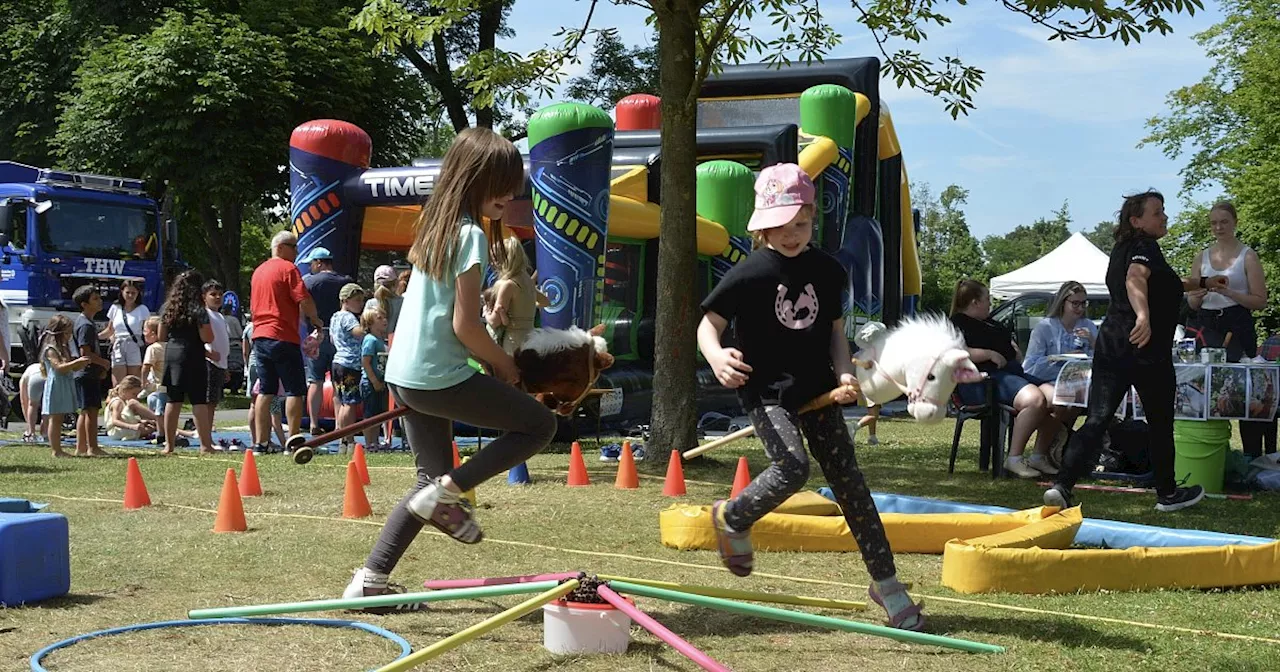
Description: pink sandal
407,481,483,544
711,500,754,577
868,580,926,631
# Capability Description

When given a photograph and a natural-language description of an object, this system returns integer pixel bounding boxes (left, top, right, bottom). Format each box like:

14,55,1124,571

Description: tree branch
693,0,750,93
399,44,470,131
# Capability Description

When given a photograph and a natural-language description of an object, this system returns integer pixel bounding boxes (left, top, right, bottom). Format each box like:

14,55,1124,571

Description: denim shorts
252,338,306,397
957,367,1048,406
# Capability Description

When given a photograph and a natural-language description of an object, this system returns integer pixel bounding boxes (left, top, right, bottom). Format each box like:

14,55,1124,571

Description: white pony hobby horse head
853,315,982,423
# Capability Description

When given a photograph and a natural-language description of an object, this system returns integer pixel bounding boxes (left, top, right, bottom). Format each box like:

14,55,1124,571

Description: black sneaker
1155,485,1205,512
1043,484,1074,509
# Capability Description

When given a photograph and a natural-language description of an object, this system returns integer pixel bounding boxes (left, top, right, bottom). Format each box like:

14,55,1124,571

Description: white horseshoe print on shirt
774,282,819,330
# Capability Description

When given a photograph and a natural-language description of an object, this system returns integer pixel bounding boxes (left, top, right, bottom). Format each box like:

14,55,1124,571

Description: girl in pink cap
697,163,925,631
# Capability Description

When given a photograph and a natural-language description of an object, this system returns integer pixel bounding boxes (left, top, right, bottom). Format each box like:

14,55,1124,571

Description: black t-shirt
72,314,100,381
303,270,353,330
1099,235,1181,362
950,313,1017,374
165,308,210,359
700,246,846,412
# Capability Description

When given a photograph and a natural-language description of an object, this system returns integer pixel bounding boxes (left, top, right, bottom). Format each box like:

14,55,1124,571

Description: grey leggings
365,374,557,574
723,403,896,581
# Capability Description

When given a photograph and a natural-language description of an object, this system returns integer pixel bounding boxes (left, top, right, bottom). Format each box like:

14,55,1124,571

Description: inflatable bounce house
286,57,923,426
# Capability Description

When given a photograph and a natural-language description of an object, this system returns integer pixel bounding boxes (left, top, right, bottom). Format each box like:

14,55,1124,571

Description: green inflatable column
529,103,614,330
800,84,857,253
697,160,755,285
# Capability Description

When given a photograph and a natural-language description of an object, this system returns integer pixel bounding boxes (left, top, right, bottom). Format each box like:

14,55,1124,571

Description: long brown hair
38,314,74,376
408,128,523,281
950,279,988,317
1114,189,1163,243
1048,280,1087,319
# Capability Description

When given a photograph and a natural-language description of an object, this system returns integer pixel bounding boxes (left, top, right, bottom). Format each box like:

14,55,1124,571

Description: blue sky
502,0,1223,240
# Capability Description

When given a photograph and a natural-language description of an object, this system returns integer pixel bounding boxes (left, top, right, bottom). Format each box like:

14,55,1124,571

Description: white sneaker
866,435,879,446
1026,453,1058,475
1004,456,1042,479
342,568,426,614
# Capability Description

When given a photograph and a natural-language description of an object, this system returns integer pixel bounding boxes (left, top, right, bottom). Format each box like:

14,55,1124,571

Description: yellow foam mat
659,492,1050,554
942,507,1280,594
661,496,1280,594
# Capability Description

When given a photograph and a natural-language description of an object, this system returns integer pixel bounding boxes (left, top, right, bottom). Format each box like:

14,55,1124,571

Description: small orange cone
567,441,590,487
452,441,462,469
662,450,686,497
730,456,752,498
239,450,263,497
615,440,639,490
352,442,371,486
343,461,372,519
213,468,247,533
124,457,151,509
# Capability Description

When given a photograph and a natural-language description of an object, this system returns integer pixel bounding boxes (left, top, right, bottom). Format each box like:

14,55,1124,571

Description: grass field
2,417,1278,671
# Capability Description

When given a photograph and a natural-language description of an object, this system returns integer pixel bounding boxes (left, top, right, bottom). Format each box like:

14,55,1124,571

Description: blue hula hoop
30,617,412,672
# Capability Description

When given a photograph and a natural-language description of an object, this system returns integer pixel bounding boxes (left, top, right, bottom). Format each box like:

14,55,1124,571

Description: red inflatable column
615,94,661,131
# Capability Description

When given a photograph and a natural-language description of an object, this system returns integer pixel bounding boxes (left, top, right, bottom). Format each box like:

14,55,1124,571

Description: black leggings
1057,354,1177,496
363,375,557,574
723,403,896,581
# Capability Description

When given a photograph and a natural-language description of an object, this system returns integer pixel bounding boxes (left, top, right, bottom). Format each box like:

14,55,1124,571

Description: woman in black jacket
1045,190,1227,513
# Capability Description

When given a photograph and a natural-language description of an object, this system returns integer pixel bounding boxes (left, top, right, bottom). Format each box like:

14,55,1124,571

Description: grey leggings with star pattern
722,403,896,581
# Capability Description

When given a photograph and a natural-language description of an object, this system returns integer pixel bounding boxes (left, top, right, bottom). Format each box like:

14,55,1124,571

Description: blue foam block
0,512,70,606
0,498,46,513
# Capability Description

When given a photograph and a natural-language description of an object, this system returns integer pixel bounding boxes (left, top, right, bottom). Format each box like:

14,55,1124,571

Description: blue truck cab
0,161,177,370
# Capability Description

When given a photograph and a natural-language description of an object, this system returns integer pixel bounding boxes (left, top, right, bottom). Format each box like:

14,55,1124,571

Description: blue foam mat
816,489,1275,548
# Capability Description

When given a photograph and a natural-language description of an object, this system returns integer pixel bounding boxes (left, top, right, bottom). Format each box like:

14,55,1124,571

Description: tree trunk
648,1,700,456
196,200,244,299
474,0,502,129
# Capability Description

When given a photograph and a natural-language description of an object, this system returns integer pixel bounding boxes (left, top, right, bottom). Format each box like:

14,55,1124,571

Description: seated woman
1024,281,1097,378
1024,281,1097,433
950,279,1063,478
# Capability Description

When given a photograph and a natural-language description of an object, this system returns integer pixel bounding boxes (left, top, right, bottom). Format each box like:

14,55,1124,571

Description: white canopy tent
989,232,1110,299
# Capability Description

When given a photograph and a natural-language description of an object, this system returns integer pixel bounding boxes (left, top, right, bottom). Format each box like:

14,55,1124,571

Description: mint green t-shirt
385,220,488,390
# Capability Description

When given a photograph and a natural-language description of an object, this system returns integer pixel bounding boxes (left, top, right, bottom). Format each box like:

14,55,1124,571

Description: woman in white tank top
1188,201,1272,454
1188,202,1267,353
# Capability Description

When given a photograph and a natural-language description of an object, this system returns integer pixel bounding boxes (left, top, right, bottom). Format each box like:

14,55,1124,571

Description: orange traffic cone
213,468,247,533
239,450,263,497
567,441,590,487
352,442,371,486
452,441,462,469
615,440,639,490
662,450,686,497
343,461,372,519
730,456,751,498
124,457,151,509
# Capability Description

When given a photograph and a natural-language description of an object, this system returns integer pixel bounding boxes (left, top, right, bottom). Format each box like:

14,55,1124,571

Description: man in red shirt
250,230,322,454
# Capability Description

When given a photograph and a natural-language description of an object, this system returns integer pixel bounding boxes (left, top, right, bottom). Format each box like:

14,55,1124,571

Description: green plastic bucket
1173,420,1232,493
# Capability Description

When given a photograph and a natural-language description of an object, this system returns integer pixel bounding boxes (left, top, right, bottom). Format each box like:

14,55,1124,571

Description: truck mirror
33,200,52,214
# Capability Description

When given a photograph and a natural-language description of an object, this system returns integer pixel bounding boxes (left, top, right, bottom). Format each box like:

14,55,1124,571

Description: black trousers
1190,305,1276,456
1058,353,1178,497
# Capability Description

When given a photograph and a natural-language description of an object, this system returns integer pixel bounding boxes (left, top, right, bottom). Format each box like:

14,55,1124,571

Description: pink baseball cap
747,163,816,232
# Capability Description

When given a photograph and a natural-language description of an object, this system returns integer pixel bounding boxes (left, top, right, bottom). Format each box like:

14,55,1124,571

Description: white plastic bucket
542,598,632,655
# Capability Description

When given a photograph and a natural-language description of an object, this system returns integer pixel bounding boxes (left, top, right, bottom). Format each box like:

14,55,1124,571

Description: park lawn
2,417,1278,672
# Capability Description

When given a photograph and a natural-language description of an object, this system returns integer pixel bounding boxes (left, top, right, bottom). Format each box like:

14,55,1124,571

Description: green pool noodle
187,580,563,619
608,580,1004,654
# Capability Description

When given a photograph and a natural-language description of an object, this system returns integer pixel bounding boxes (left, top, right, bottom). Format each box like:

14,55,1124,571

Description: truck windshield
37,199,158,260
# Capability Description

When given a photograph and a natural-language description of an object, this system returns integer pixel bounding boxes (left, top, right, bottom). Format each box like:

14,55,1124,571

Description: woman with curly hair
158,270,215,454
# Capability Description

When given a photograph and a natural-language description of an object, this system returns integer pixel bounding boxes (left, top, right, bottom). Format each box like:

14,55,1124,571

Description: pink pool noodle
424,572,582,590
596,584,730,672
